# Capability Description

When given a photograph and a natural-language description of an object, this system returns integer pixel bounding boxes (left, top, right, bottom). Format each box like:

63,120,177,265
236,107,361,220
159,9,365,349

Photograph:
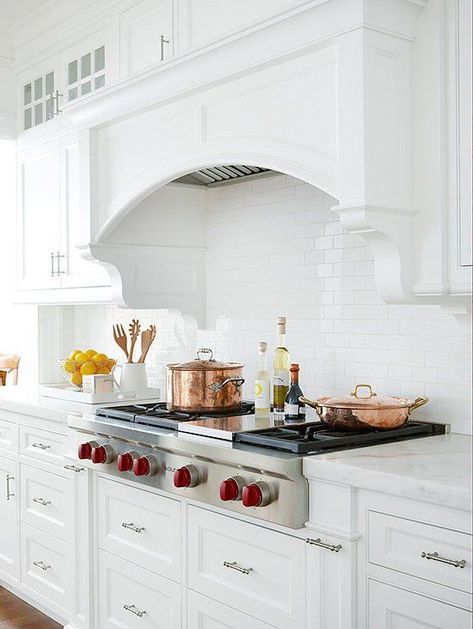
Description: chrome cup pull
32,442,51,450
6,474,14,500
32,497,51,506
223,560,253,575
306,537,342,553
64,464,85,473
33,560,51,571
124,603,147,617
122,522,145,534
421,551,467,568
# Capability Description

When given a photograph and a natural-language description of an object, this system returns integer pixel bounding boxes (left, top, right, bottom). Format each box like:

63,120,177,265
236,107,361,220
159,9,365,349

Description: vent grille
174,165,270,186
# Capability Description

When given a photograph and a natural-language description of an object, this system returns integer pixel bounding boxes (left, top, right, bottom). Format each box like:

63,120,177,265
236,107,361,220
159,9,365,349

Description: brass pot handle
299,397,323,416
196,347,214,362
351,384,377,399
409,396,429,412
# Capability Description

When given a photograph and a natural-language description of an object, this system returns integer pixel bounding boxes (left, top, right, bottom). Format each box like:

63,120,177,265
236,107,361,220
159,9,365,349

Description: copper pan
300,384,429,431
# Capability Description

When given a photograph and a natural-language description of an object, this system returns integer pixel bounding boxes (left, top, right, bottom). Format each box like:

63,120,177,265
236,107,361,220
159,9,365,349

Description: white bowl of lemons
60,349,117,389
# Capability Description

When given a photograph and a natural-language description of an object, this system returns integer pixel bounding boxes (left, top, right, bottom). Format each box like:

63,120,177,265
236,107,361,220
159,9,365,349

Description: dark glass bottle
284,364,306,421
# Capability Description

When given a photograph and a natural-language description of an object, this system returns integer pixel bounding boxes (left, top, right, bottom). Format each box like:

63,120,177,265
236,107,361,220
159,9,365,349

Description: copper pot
167,348,244,412
300,384,429,431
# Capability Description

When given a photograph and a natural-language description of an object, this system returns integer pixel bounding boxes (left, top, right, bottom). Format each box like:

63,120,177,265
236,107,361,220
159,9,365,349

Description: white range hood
65,0,470,325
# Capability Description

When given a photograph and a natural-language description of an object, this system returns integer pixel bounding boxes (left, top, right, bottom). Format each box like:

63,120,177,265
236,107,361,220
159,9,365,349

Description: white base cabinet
368,580,472,629
188,590,274,629
0,457,19,580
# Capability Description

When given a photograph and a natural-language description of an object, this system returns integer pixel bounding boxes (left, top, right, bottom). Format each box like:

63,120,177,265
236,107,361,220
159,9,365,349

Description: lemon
71,371,83,386
80,361,97,376
92,353,108,367
63,359,77,374
97,366,111,375
106,359,116,369
75,352,90,365
69,350,82,360
86,349,98,358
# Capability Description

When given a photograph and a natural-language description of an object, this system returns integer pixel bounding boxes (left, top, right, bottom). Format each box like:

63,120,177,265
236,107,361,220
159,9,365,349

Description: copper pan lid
320,384,421,410
168,347,244,371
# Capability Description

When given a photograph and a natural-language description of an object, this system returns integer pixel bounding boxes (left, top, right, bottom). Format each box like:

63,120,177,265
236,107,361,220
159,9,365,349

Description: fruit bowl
60,349,117,389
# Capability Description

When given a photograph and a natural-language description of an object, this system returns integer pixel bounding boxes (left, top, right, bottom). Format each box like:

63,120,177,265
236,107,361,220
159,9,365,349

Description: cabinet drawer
368,580,472,629
20,425,67,466
0,417,18,453
369,511,472,593
21,522,71,610
188,506,305,629
98,550,181,629
188,590,273,629
21,464,71,541
97,476,181,582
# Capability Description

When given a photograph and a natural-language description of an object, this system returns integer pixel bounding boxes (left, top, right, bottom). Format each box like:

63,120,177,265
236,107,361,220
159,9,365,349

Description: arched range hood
69,0,470,325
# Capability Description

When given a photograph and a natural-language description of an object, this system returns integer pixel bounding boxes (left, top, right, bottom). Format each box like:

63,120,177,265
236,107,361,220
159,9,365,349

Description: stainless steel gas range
68,402,447,529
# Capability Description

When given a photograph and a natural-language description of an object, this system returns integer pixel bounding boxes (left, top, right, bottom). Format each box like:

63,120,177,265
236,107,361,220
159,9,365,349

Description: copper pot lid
319,384,420,409
169,348,244,371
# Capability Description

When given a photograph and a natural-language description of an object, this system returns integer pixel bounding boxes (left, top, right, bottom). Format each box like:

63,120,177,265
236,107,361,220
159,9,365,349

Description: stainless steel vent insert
174,165,270,186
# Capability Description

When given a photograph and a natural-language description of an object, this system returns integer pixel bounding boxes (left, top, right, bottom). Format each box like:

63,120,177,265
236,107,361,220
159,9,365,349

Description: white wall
56,174,472,434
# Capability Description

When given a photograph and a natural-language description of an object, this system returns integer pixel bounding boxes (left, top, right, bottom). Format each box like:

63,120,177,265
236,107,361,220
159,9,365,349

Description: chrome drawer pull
421,551,467,568
306,538,342,553
6,474,14,500
64,464,85,473
32,497,51,506
124,603,147,617
33,560,51,571
32,442,51,450
223,560,253,575
122,522,145,534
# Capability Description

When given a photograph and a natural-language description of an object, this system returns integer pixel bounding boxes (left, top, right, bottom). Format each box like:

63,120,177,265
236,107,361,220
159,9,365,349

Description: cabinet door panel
119,0,173,76
368,580,472,629
0,457,19,579
17,143,61,290
188,590,273,629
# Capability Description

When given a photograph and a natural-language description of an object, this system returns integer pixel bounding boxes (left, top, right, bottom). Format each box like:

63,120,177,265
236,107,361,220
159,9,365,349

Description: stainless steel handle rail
32,442,51,450
223,560,253,575
421,551,467,568
64,464,84,473
6,474,14,500
123,604,147,617
306,537,342,552
33,497,51,506
33,560,51,571
122,522,145,534
160,34,170,61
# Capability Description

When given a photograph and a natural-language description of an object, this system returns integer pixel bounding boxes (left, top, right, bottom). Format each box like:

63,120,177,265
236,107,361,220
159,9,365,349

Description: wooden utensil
127,319,141,363
138,324,157,363
112,324,129,361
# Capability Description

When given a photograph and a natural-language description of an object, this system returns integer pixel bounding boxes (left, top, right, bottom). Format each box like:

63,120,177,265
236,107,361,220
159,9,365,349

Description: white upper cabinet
17,56,58,134
119,0,174,77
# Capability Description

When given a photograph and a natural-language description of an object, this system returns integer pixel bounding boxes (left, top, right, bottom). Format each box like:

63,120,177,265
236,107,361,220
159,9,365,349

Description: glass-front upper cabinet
22,70,55,130
66,44,106,103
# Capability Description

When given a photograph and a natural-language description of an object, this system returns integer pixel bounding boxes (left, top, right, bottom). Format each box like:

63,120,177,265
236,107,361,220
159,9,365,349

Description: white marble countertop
303,434,472,512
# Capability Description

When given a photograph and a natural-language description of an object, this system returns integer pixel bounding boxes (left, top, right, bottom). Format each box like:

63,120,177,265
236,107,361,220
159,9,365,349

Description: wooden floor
0,587,62,628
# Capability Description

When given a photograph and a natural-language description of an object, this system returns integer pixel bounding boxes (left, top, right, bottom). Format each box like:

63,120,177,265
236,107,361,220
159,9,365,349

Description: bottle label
284,403,300,416
254,379,270,409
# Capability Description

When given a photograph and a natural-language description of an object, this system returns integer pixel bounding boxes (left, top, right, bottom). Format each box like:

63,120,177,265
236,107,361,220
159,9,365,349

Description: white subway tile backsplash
54,174,471,433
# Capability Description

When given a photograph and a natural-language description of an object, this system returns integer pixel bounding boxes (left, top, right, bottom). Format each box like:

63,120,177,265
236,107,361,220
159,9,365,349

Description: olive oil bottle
254,341,270,419
273,317,290,413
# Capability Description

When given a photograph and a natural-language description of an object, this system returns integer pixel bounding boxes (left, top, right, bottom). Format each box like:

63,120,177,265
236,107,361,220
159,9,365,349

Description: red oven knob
242,481,272,508
133,455,159,477
117,451,139,472
174,465,200,488
77,440,99,460
91,444,116,465
219,476,244,502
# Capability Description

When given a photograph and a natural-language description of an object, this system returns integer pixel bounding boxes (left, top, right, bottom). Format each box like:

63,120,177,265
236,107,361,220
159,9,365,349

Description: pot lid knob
350,384,377,399
196,347,215,362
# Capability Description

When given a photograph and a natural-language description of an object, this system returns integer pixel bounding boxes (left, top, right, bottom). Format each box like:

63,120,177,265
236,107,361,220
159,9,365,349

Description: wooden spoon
138,324,157,363
112,323,129,361
127,319,141,363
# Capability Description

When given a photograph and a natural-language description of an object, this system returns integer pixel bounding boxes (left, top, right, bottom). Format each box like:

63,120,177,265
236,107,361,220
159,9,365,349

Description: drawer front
188,506,305,629
98,550,181,629
21,522,70,610
369,511,472,593
0,417,18,453
188,590,274,629
21,464,71,541
368,580,472,629
97,476,181,582
20,425,67,466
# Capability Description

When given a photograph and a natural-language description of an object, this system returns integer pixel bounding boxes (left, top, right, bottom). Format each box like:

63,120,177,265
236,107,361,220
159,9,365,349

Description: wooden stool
0,354,20,385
